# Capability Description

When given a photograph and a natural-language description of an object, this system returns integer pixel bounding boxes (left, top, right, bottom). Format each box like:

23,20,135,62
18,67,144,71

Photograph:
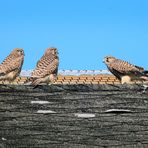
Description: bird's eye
107,58,110,62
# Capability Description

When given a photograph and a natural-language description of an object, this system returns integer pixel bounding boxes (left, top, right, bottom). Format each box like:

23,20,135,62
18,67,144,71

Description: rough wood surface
0,84,148,148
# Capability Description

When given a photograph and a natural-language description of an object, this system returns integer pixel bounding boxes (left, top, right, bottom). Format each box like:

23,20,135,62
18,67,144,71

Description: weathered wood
0,84,148,148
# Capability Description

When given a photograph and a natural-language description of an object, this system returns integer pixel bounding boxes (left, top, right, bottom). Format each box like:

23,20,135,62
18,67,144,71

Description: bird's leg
121,76,133,84
50,74,57,83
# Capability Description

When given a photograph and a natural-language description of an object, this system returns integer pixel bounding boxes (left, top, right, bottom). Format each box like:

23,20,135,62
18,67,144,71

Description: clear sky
0,0,148,70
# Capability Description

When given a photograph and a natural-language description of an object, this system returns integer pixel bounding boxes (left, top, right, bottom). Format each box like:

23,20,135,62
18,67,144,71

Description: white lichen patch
31,101,50,104
105,109,132,113
37,110,56,114
2,137,7,141
74,113,95,118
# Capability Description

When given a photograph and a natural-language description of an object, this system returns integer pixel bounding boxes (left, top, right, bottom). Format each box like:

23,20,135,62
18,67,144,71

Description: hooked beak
22,50,25,56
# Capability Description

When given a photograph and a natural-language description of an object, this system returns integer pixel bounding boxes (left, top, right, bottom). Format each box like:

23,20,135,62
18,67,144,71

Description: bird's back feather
31,53,59,78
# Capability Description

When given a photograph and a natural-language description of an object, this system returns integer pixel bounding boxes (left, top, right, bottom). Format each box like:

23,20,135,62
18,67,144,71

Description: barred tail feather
143,70,148,75
23,77,34,85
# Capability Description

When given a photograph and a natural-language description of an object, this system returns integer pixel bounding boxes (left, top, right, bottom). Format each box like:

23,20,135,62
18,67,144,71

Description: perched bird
0,48,24,82
103,56,148,84
30,47,59,86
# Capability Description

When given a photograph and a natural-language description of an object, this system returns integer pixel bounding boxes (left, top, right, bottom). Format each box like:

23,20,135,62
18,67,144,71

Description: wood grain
0,84,148,147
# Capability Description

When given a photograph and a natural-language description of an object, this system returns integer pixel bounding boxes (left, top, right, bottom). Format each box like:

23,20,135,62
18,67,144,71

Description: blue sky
0,0,148,70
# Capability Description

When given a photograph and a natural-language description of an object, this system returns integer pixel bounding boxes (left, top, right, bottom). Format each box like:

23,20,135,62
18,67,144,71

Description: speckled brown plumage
31,47,59,86
103,56,148,84
0,48,24,81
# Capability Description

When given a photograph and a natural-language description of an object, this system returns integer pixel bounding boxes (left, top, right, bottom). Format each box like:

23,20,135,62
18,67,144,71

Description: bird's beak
103,59,105,63
22,51,25,56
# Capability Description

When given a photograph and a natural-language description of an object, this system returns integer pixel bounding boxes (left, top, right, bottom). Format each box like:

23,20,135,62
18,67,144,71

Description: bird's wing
42,58,59,76
0,56,24,75
0,54,14,68
135,65,144,71
110,59,143,76
32,54,59,78
108,66,122,80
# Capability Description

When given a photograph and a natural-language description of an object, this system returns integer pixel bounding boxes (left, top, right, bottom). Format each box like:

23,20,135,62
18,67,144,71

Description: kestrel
103,56,148,84
0,48,24,82
31,47,59,86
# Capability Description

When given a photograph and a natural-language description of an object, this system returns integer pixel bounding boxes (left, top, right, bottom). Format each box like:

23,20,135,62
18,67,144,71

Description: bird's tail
143,70,148,76
23,77,34,85
31,78,42,87
140,70,148,81
23,77,41,88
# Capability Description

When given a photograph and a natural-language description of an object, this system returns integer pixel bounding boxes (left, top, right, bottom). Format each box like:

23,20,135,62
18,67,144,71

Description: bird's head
103,56,116,64
12,48,24,57
45,47,58,55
